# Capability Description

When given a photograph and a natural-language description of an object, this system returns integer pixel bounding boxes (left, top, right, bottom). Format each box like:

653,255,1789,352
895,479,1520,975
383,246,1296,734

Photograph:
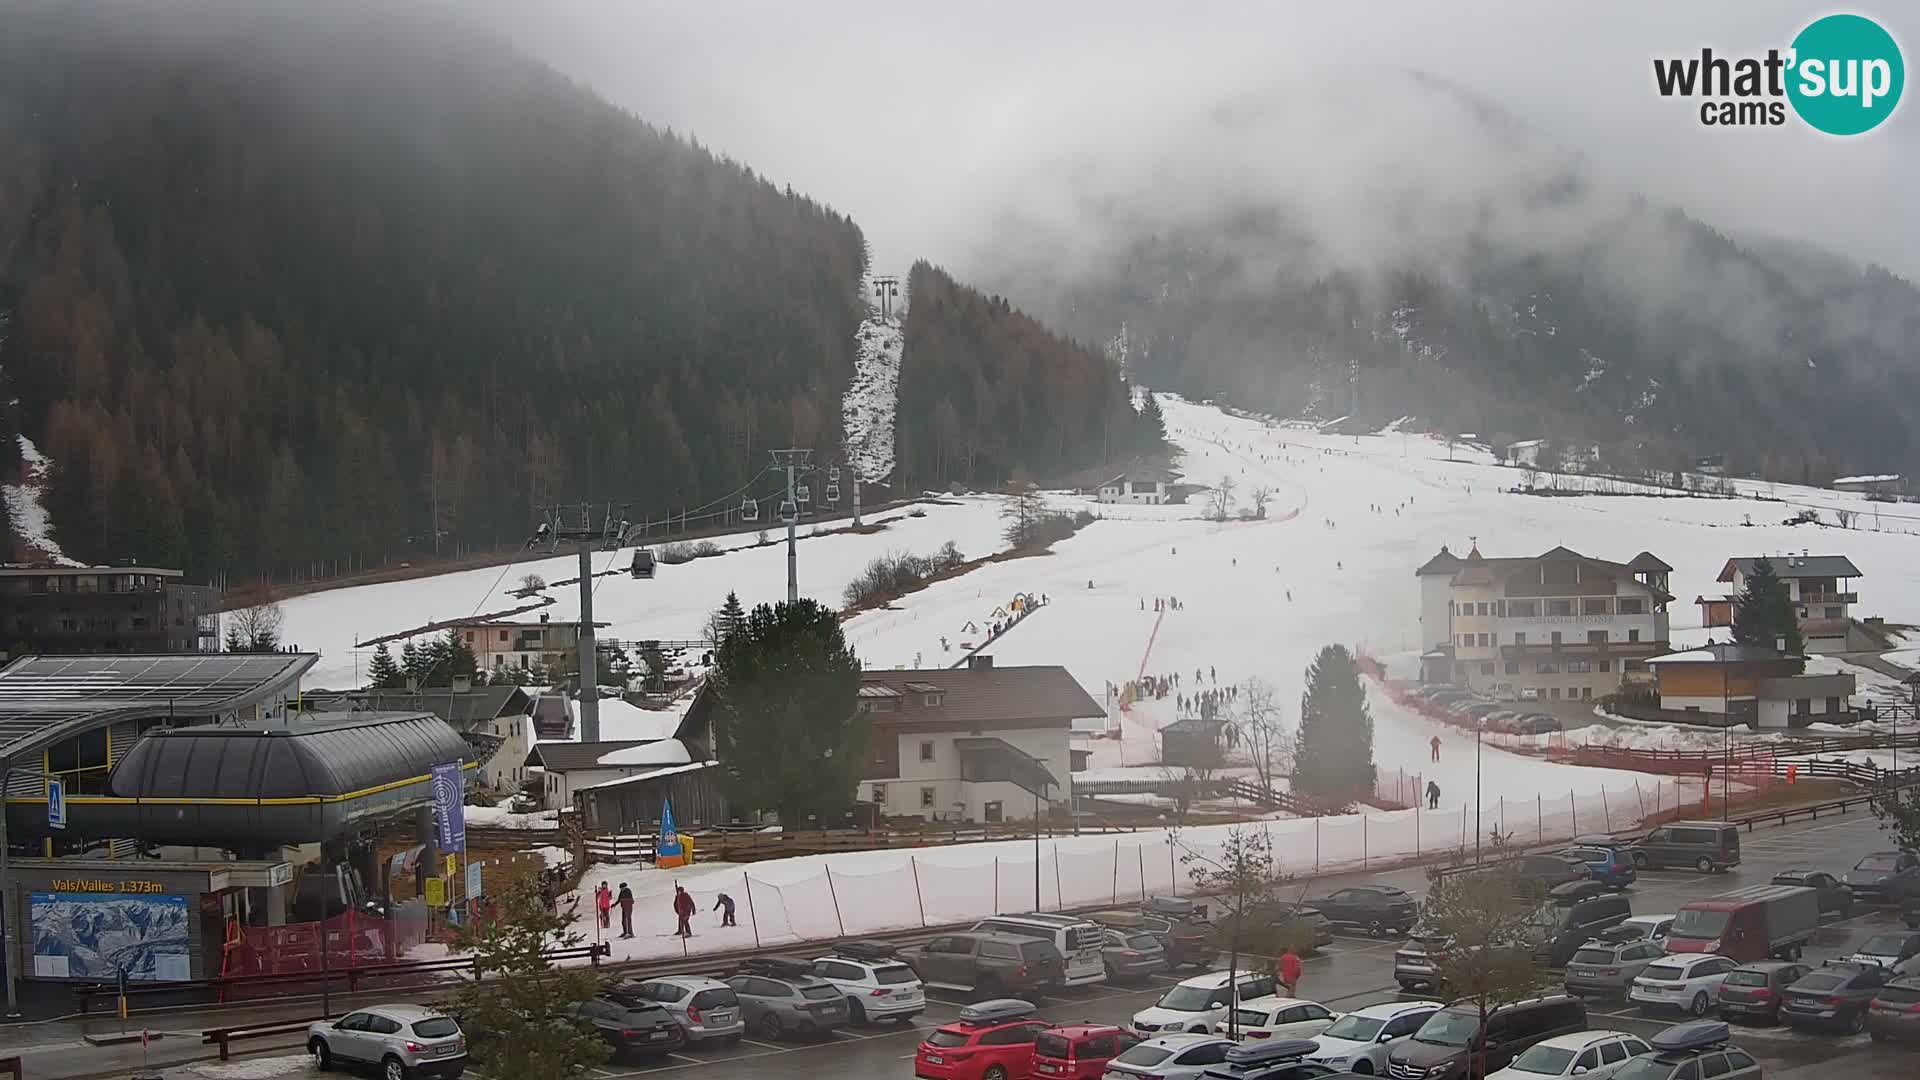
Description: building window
1548,599,1573,616
1581,687,1593,700
1514,632,1527,646
925,693,944,708
1567,660,1592,673
920,786,936,808
1587,630,1607,644
500,629,510,642
1477,603,1490,616
1551,631,1562,646
1824,606,1842,619
919,740,935,762
1508,600,1539,617
1794,699,1811,716
1477,633,1490,647
1536,661,1559,673
983,801,1003,823
1826,696,1841,713
1550,687,1562,700
1480,663,1494,675
1505,662,1520,675
1458,634,1469,647
872,783,887,803
1582,597,1612,615
1628,629,1641,643
465,630,475,642
1617,597,1646,615
1598,660,1611,672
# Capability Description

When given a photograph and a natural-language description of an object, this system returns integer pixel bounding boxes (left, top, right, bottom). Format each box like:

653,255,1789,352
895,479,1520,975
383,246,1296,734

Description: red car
1031,1024,1140,1079
915,999,1049,1080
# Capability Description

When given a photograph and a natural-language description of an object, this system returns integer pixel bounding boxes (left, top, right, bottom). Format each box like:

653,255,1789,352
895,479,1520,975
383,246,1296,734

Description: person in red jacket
594,881,612,930
673,884,697,938
1430,735,1442,762
1276,944,1303,997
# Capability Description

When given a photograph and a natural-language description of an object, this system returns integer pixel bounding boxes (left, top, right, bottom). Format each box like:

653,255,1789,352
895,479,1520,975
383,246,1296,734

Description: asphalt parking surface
154,813,1919,1080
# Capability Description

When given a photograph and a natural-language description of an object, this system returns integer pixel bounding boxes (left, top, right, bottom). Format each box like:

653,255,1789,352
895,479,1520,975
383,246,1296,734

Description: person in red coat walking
1276,945,1303,997
1430,735,1442,762
594,881,612,930
673,884,697,938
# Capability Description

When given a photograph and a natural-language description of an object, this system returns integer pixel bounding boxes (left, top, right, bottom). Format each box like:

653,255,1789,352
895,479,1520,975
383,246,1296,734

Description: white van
968,914,1108,986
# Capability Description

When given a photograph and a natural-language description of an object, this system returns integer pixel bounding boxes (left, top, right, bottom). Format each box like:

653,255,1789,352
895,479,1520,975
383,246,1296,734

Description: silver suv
307,1004,465,1080
625,975,745,1046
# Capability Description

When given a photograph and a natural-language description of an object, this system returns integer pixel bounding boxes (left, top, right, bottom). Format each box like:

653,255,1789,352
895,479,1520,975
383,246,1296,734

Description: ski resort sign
1653,13,1903,134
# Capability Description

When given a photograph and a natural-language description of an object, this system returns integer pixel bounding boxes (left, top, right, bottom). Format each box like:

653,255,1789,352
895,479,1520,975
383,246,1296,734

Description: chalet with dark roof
1697,554,1866,652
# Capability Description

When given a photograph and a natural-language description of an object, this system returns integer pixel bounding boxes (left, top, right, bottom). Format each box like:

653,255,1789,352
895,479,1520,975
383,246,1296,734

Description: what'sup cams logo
1654,12,1904,134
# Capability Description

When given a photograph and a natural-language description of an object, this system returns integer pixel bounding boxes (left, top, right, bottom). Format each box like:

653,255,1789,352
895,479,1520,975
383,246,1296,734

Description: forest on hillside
893,263,1162,491
0,4,867,581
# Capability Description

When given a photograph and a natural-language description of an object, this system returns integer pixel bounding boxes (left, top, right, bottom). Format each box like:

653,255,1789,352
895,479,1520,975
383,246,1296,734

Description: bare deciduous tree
1248,485,1274,518
224,601,284,652
517,573,547,593
1207,476,1237,521
1230,679,1293,800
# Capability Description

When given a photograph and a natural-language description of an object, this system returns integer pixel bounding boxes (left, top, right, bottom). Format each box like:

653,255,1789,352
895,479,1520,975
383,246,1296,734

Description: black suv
1779,960,1889,1034
1531,891,1632,967
1308,885,1420,935
1484,854,1589,898
572,993,685,1063
1386,995,1588,1080
1629,822,1740,873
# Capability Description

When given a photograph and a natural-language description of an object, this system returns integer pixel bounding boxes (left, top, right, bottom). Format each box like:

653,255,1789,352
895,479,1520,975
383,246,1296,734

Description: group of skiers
1183,682,1236,721
1142,595,1184,612
594,881,739,940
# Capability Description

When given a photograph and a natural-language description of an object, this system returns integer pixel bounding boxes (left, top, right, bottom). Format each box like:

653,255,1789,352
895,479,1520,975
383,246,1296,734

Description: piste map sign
431,760,466,854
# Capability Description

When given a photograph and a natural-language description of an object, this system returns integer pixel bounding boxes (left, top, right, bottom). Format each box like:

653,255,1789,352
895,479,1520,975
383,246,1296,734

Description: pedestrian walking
714,892,737,927
595,881,612,929
1276,945,1302,997
1430,735,1442,763
671,884,695,938
1427,780,1442,810
617,883,636,939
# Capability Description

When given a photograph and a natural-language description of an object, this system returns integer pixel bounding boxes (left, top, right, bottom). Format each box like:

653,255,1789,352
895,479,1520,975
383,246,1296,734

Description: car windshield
925,1030,971,1049
1670,909,1729,937
410,1018,459,1039
1857,854,1900,871
1507,1045,1578,1075
1115,1044,1174,1067
1321,1014,1386,1042
1157,985,1222,1011
1035,1033,1073,1059
1860,935,1909,954
874,965,917,985
1723,970,1769,987
1413,1009,1478,1046
1611,1056,1678,1080
1571,948,1616,965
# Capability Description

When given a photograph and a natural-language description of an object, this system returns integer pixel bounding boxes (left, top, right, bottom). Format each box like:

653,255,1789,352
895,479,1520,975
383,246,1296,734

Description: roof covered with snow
596,737,693,767
1833,474,1900,485
1718,555,1861,581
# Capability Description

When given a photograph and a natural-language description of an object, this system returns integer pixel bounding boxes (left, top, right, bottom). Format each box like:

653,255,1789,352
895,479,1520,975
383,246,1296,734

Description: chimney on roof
968,654,994,670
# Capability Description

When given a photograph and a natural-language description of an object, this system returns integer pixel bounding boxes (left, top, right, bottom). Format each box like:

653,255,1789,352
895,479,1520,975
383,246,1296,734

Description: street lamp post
1722,650,1731,821
1473,718,1484,867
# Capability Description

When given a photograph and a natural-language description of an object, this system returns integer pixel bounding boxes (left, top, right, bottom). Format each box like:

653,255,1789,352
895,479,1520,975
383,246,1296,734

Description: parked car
1629,954,1737,1017
811,943,927,1024
1102,1033,1239,1080
1841,850,1920,904
1665,884,1819,962
1197,1039,1334,1080
1866,974,1920,1043
1606,1021,1760,1080
1564,939,1669,999
1031,1023,1140,1079
1560,845,1637,889
1779,959,1889,1034
1715,960,1811,1025
1215,996,1338,1041
1846,930,1920,970
1384,996,1588,1080
1456,701,1505,721
1132,970,1278,1037
1227,901,1334,951
1393,929,1452,991
1143,896,1211,922
1531,891,1633,967
1589,914,1673,947
1515,714,1563,735
1627,822,1741,873
1101,927,1171,982
570,993,684,1063
1307,885,1420,936
1301,1000,1441,1074
1484,1029,1651,1080
623,975,744,1046
1495,854,1591,897
901,931,1066,998
725,957,850,1040
913,999,1049,1080
1089,909,1218,970
306,1004,466,1080
970,914,1109,987
1769,868,1853,919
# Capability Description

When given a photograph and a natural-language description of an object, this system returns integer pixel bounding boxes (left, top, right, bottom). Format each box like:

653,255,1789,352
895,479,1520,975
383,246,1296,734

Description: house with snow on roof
1697,554,1870,653
1414,543,1673,702
1831,473,1903,496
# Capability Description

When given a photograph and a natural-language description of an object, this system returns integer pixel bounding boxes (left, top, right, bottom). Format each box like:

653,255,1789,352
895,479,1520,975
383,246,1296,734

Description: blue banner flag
431,761,466,853
656,798,683,860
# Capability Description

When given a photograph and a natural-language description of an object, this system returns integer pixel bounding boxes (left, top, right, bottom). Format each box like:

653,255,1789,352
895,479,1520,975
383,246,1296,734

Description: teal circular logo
1787,14,1904,135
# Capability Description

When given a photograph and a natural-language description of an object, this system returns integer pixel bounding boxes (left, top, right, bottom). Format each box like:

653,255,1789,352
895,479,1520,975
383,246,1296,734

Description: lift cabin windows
739,497,760,523
630,549,656,579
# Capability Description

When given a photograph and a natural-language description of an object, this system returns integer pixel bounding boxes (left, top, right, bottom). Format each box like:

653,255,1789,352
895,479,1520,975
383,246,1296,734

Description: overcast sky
466,1,1916,280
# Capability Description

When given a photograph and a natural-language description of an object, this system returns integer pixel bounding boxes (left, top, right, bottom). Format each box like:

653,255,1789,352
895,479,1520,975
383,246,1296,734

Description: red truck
1666,884,1820,962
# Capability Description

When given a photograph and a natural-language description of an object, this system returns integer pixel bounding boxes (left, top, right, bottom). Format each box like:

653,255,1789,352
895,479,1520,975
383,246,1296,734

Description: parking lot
155,813,1918,1080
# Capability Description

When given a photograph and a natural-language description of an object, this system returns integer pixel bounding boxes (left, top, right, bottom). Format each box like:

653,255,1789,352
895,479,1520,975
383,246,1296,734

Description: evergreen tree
224,625,247,654
1731,557,1804,662
1295,644,1376,798
446,876,610,1077
441,628,479,685
366,643,402,689
708,591,747,648
400,640,426,688
1136,392,1168,450
709,598,865,828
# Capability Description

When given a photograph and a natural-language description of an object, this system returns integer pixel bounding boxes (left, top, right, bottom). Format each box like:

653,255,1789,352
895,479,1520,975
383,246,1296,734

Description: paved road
15,811,1918,1079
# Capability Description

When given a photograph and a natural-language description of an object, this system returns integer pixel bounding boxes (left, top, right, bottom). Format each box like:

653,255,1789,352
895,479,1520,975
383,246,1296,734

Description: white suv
307,1004,466,1080
1131,969,1276,1036
811,951,927,1024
